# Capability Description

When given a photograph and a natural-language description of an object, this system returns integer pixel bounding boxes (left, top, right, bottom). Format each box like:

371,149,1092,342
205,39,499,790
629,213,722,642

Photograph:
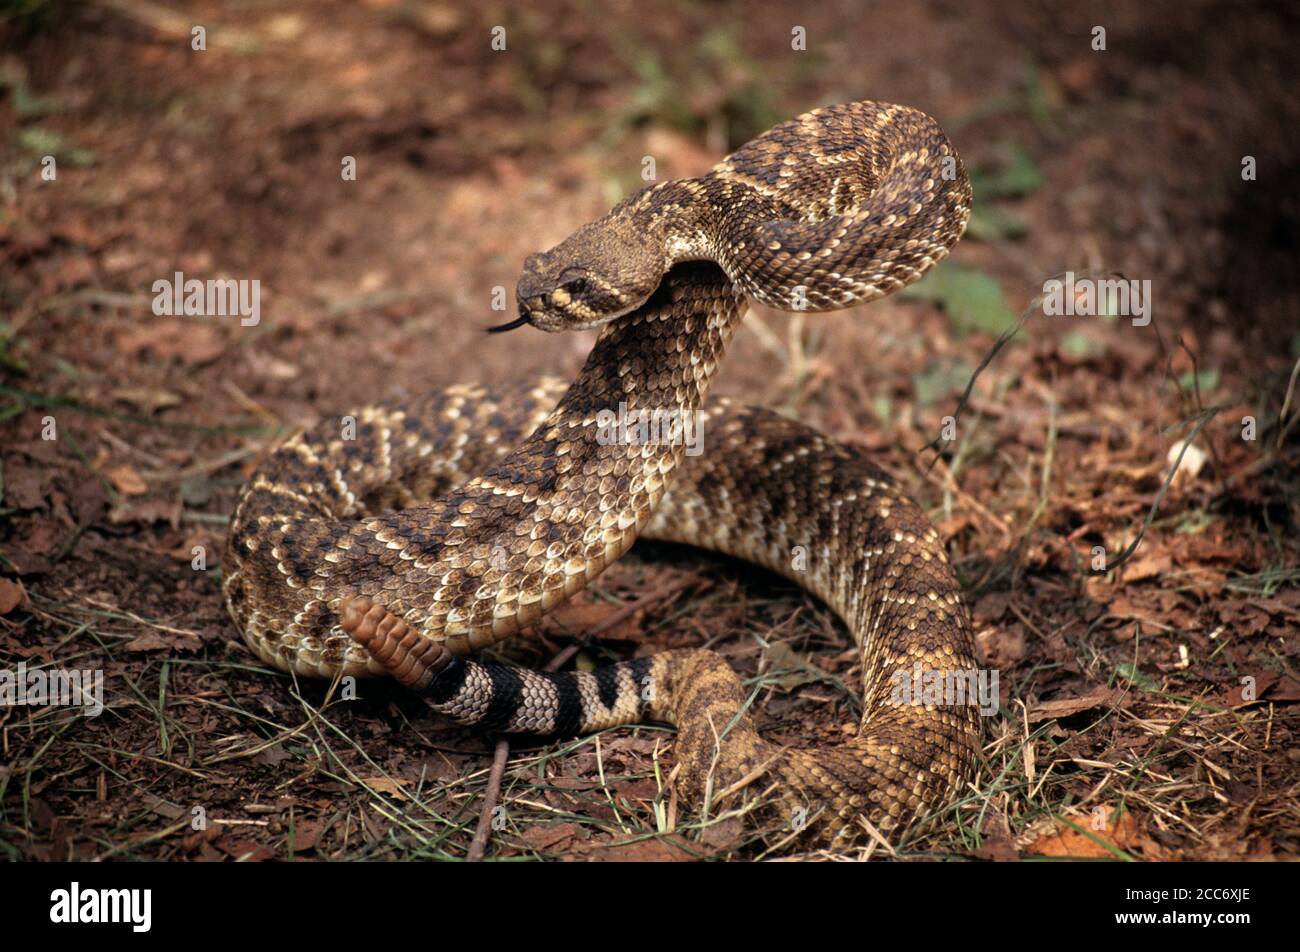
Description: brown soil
1,0,1297,861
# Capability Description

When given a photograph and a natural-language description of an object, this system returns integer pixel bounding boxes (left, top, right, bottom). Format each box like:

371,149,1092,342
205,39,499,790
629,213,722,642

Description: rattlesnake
223,101,981,848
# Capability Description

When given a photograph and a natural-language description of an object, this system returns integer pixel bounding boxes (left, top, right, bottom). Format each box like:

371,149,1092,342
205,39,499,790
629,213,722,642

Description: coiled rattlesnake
223,101,980,847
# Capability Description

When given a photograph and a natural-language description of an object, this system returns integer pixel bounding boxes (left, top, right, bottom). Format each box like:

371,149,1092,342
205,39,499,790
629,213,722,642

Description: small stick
466,641,575,863
466,738,510,862
465,576,698,860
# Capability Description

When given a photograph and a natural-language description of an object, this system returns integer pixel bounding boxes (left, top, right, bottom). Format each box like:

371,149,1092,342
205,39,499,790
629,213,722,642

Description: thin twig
463,576,698,860
465,739,510,862
1086,404,1227,576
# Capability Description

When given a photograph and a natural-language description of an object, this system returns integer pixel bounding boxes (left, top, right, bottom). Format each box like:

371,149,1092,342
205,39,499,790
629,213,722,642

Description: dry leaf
123,632,202,653
361,776,410,799
976,625,1025,668
0,577,27,614
216,837,275,862
1219,672,1300,707
518,822,585,854
975,811,1020,862
547,594,642,640
571,834,700,862
1026,687,1125,723
1123,552,1172,582
110,387,181,414
110,499,182,526
760,641,823,690
107,464,148,496
1025,811,1165,859
289,819,325,852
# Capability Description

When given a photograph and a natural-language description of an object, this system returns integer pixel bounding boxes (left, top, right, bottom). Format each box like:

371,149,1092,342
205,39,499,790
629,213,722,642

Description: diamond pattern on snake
224,100,981,848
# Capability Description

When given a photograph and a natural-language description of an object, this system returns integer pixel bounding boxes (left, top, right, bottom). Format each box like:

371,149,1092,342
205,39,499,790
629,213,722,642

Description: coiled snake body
224,101,980,848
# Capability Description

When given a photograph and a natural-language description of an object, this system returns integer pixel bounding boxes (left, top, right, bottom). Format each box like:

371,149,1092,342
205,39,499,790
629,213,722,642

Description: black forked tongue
486,314,531,333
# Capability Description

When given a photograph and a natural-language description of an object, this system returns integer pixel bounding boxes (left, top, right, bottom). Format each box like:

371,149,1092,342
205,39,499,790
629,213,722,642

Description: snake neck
226,261,749,673
388,261,750,652
555,259,740,419
616,178,719,269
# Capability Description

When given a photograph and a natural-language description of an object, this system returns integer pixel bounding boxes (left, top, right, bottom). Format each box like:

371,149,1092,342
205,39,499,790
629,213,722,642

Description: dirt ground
1,0,1297,861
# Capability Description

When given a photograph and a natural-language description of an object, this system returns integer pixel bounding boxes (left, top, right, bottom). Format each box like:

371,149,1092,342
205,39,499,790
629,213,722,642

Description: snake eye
563,277,588,296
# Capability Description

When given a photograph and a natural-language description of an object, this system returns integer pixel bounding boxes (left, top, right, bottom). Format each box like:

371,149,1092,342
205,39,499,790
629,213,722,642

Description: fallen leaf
697,814,746,852
123,630,203,653
1219,672,1300,707
107,464,148,496
760,640,823,690
244,351,299,380
571,834,700,862
974,811,1020,861
518,822,585,854
253,744,291,767
109,498,182,526
1025,810,1165,859
1058,56,1102,97
216,837,275,862
110,387,181,414
1123,552,1172,582
547,595,642,640
1108,595,1167,631
0,577,26,614
9,522,58,574
1,461,50,509
1026,687,1125,723
289,818,325,852
976,625,1025,668
142,795,186,820
361,776,410,799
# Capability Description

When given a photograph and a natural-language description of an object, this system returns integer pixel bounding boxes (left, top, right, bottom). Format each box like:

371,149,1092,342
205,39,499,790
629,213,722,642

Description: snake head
513,215,664,332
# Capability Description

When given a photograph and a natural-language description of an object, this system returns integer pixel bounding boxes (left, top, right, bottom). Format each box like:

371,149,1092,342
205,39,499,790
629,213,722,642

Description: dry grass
2,0,1298,862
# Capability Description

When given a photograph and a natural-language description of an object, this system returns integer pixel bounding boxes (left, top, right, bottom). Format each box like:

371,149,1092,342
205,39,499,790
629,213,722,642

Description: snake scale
223,101,981,849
